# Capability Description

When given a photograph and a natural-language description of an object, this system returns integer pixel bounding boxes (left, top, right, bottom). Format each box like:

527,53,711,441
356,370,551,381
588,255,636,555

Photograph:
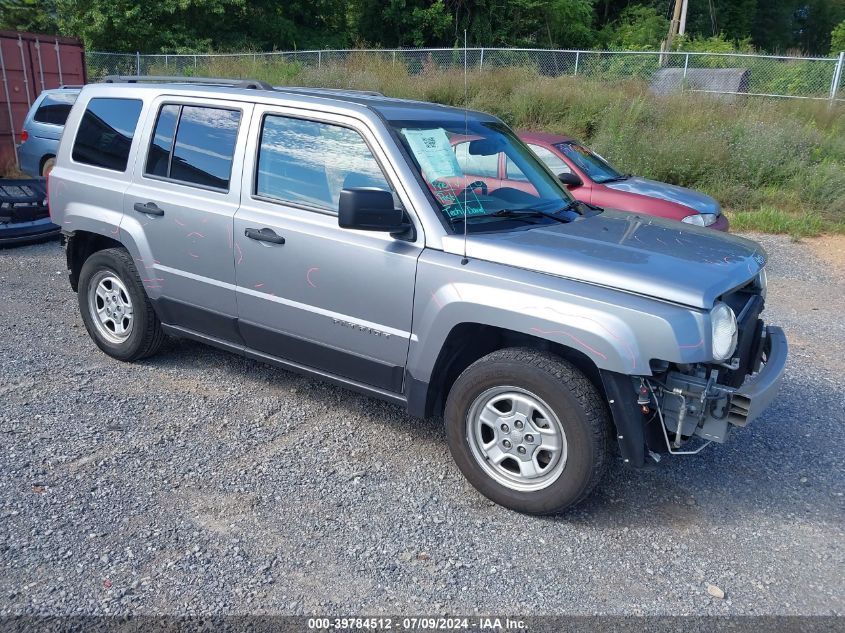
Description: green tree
50,0,353,52
752,0,845,54
54,0,248,51
0,0,60,34
832,19,845,54
451,0,553,47
602,5,668,50
546,0,596,48
683,0,756,41
794,0,845,55
236,0,352,50
409,0,454,46
671,33,753,53
2,0,844,55
352,0,454,47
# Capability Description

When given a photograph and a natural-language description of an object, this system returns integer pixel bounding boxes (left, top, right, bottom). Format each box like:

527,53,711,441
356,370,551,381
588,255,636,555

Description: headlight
711,302,738,362
682,213,717,227
754,267,767,300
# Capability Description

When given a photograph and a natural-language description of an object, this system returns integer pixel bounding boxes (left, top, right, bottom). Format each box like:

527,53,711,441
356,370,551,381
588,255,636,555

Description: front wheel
445,348,610,514
77,247,166,361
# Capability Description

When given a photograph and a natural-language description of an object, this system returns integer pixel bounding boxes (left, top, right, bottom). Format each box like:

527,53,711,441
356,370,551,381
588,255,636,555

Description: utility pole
668,0,684,47
660,0,687,65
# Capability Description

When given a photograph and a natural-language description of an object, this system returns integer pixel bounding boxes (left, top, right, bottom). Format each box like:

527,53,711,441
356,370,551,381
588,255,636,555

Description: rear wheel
41,156,56,178
445,348,610,514
77,247,165,361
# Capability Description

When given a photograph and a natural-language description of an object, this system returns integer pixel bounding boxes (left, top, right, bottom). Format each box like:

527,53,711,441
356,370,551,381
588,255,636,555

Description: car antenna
461,29,470,266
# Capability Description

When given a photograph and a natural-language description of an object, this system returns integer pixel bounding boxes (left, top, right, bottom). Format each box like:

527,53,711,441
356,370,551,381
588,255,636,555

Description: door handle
245,227,285,245
133,202,164,216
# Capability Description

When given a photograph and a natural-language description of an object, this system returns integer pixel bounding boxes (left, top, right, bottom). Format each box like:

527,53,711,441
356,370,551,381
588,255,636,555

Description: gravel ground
0,234,842,616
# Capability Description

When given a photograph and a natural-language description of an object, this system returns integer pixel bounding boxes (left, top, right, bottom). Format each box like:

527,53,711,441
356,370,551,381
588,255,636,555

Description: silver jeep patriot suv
49,77,788,514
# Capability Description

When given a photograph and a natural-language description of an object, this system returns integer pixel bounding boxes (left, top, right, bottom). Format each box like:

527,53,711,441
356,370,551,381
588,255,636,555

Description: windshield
391,119,579,231
556,142,625,183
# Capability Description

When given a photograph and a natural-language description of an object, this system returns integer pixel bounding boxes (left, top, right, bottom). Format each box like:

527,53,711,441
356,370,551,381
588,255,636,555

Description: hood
605,177,720,215
443,210,765,308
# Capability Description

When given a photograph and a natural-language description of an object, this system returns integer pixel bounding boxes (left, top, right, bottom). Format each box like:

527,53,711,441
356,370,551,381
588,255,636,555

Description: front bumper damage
656,325,787,448
0,179,60,246
600,324,788,466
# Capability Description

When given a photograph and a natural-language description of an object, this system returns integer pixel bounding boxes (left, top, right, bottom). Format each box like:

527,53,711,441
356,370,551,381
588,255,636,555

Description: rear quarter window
33,93,77,126
72,98,143,172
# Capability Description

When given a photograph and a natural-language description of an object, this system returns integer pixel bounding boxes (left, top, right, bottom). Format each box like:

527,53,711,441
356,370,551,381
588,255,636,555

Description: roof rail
275,86,385,97
101,75,274,90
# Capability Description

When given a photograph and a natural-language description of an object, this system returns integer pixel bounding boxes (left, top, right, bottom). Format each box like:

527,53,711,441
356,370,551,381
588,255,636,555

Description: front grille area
721,290,765,388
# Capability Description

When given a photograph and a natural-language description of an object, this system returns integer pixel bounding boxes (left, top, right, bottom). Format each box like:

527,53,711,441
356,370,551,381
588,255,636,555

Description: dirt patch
1,162,26,179
805,234,845,276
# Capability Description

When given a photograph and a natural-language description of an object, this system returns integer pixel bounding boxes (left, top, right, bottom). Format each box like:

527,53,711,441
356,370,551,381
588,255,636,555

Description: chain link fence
86,48,845,102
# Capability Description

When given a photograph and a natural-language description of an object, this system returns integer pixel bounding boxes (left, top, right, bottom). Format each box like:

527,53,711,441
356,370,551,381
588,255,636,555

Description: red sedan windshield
556,142,626,184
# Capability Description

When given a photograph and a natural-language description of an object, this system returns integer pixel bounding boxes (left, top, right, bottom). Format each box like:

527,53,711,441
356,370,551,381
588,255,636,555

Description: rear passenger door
232,106,423,393
122,97,253,342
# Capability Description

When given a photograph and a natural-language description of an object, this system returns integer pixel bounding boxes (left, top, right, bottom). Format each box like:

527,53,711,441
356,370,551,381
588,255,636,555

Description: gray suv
49,78,787,514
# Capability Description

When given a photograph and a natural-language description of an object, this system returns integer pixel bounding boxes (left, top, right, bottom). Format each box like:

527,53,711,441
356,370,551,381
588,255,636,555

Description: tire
445,347,610,514
41,156,56,178
77,247,166,361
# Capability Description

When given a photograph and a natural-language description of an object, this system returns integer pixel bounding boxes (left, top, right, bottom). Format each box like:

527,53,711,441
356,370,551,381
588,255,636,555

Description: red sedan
449,130,727,230
515,132,728,230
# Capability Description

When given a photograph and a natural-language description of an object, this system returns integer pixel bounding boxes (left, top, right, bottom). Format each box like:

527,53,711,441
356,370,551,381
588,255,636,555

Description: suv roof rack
101,75,274,90
276,86,385,97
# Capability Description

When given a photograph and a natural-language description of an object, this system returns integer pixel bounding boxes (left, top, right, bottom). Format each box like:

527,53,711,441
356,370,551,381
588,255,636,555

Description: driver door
232,106,423,393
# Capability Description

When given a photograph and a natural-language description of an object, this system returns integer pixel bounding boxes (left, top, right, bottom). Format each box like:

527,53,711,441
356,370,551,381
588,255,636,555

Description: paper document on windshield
401,128,462,181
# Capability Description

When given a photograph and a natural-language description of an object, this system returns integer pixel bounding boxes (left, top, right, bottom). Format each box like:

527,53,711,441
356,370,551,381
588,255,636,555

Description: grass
111,56,845,236
0,153,23,178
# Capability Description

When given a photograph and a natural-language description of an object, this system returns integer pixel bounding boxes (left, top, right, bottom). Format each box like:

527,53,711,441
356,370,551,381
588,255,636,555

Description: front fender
407,250,711,383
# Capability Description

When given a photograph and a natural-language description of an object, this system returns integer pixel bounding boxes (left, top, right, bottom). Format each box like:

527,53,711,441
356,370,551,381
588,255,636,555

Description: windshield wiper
448,200,581,225
449,210,549,226
491,206,574,224
600,174,630,183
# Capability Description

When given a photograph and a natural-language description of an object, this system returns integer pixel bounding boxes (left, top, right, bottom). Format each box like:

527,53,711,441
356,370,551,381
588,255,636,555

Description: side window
145,105,179,177
72,98,143,172
33,93,77,126
454,141,499,178
255,115,391,211
144,104,241,191
172,107,240,189
529,144,571,175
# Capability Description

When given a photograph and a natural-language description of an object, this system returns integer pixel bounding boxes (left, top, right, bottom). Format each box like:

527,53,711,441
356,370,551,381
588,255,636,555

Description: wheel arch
407,322,605,420
65,230,123,292
39,154,56,176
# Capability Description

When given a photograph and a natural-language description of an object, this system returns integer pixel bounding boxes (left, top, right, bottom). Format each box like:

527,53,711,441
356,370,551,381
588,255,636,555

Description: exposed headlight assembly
711,301,738,362
682,213,718,227
753,267,768,300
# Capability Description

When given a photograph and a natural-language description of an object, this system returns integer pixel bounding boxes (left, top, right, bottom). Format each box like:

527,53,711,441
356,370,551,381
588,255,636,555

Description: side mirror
338,188,411,237
558,172,583,188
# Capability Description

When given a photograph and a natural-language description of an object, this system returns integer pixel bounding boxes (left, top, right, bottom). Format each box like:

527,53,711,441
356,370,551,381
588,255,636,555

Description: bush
831,20,845,55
